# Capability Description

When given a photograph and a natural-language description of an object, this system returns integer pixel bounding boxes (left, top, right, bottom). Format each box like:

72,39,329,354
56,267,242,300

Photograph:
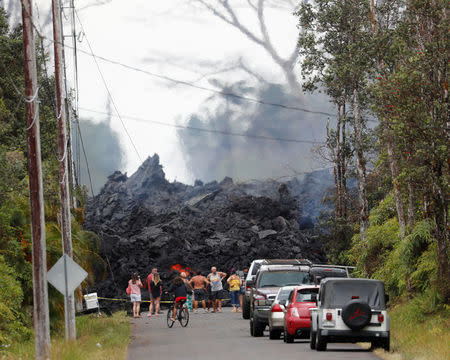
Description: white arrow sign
47,254,87,295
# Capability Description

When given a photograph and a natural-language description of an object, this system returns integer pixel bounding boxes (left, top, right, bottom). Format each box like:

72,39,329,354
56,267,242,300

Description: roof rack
262,259,312,266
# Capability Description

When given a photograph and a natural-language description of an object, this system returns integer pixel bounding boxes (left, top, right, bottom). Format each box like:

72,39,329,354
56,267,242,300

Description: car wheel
242,298,250,319
253,318,264,337
250,320,254,336
315,330,327,351
382,334,390,351
310,330,316,350
269,329,281,340
285,331,294,343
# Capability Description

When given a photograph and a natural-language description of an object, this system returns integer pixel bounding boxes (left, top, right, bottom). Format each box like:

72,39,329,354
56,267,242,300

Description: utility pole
21,0,51,358
52,0,76,341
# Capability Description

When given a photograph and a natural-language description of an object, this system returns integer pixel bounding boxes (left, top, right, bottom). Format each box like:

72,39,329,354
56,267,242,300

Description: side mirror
314,276,322,285
246,279,254,287
385,294,390,305
279,299,287,307
311,294,318,302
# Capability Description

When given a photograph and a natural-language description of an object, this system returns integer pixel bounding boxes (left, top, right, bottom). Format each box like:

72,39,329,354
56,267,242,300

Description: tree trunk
341,102,348,218
352,89,369,242
385,125,407,239
407,179,415,228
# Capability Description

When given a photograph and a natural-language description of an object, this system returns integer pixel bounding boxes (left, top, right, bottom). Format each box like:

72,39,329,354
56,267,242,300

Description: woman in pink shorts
129,272,143,318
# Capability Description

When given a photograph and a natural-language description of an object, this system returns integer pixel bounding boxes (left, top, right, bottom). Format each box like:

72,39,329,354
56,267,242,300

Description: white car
310,278,390,351
268,286,297,339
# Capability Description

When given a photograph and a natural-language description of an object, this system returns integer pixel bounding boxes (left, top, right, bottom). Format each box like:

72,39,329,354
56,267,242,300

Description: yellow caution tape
96,296,229,304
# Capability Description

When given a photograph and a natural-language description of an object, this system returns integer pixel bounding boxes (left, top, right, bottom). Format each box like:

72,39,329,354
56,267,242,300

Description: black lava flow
84,155,328,307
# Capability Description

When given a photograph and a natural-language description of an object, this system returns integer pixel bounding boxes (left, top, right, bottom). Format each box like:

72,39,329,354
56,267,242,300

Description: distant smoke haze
178,83,332,183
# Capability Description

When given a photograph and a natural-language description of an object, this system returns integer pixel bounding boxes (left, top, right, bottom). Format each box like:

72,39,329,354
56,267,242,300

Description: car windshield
258,271,311,288
329,282,383,308
276,289,292,301
296,288,318,302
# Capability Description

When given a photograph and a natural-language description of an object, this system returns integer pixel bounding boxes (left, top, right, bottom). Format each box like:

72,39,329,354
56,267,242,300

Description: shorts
130,294,141,302
194,289,206,301
175,296,187,303
211,290,221,301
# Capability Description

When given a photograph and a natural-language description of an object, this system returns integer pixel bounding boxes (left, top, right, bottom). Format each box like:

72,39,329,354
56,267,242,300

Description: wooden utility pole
21,0,51,358
52,0,76,341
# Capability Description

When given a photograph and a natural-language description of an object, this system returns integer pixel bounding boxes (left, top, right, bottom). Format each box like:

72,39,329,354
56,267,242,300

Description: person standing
129,273,143,318
207,267,227,313
188,271,210,313
146,268,158,314
227,270,242,312
148,272,162,317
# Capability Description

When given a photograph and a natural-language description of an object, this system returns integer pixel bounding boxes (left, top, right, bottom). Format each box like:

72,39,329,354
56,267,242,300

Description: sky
3,0,333,186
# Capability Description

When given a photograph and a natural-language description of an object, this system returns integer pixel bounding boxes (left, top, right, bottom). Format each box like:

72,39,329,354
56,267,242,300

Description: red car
283,285,319,343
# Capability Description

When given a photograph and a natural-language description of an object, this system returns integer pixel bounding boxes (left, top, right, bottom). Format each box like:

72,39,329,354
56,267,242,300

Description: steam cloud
178,83,332,182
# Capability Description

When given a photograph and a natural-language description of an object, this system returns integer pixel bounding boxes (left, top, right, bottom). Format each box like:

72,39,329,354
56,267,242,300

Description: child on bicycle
171,276,187,321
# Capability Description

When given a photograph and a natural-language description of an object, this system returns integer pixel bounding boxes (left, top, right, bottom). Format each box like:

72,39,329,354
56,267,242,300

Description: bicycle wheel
179,307,189,327
167,308,175,328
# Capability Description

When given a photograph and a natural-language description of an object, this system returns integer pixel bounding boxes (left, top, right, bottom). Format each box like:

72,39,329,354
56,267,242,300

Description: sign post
48,254,88,339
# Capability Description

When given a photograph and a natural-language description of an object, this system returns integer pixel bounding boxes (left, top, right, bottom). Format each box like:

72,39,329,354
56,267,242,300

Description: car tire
250,320,254,336
252,318,264,337
382,334,390,351
269,329,281,340
310,330,316,349
341,300,372,330
242,298,250,319
315,330,327,351
285,331,294,343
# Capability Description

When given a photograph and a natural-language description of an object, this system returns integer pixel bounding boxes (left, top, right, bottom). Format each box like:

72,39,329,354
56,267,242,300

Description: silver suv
249,264,311,337
310,278,390,351
242,259,312,319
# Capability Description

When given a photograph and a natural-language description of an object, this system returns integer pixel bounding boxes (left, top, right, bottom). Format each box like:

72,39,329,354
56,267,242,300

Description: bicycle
166,297,189,328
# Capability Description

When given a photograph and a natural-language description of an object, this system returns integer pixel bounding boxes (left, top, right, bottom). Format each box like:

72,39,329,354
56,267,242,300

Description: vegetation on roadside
0,7,105,346
295,0,448,358
1,312,130,360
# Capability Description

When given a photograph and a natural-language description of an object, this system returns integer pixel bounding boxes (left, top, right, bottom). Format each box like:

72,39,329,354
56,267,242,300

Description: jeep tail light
272,304,283,312
378,314,384,323
246,285,251,290
326,312,332,321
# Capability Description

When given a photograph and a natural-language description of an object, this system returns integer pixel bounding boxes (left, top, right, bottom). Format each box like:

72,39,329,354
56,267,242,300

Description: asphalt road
127,308,381,360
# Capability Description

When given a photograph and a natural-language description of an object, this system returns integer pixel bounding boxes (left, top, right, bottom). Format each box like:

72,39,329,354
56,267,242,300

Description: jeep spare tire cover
341,300,371,330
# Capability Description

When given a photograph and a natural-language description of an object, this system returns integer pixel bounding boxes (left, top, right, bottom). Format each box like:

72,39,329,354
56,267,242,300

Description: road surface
127,308,381,360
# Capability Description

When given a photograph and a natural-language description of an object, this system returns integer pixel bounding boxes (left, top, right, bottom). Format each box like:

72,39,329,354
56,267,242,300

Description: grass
1,311,130,360
371,299,450,360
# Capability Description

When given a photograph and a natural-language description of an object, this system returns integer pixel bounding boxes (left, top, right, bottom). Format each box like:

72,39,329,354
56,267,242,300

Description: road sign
47,254,87,295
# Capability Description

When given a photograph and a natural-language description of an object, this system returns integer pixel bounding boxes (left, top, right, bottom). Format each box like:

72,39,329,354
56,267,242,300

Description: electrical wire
74,10,143,162
79,107,326,144
21,3,336,119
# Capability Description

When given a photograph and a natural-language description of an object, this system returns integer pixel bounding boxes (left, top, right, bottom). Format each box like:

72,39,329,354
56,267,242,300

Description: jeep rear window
330,282,382,308
258,271,311,288
296,288,319,302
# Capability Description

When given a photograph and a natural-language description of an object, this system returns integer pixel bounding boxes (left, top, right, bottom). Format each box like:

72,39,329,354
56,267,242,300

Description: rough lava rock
84,154,328,301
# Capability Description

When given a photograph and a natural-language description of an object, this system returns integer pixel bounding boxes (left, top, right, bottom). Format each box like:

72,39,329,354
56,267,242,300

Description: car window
276,289,292,301
288,291,294,302
330,282,382,308
258,271,311,288
295,288,318,302
251,263,261,276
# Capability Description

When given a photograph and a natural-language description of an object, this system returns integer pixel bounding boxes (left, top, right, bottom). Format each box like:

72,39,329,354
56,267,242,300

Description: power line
74,9,143,163
79,107,326,145
22,5,335,119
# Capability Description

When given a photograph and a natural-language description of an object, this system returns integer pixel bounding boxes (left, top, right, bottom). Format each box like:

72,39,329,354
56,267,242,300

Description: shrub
0,255,31,345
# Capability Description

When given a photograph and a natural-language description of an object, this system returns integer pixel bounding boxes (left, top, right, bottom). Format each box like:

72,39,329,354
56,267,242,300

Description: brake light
351,295,359,299
272,304,283,312
326,312,332,321
378,314,384,323
246,286,251,290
